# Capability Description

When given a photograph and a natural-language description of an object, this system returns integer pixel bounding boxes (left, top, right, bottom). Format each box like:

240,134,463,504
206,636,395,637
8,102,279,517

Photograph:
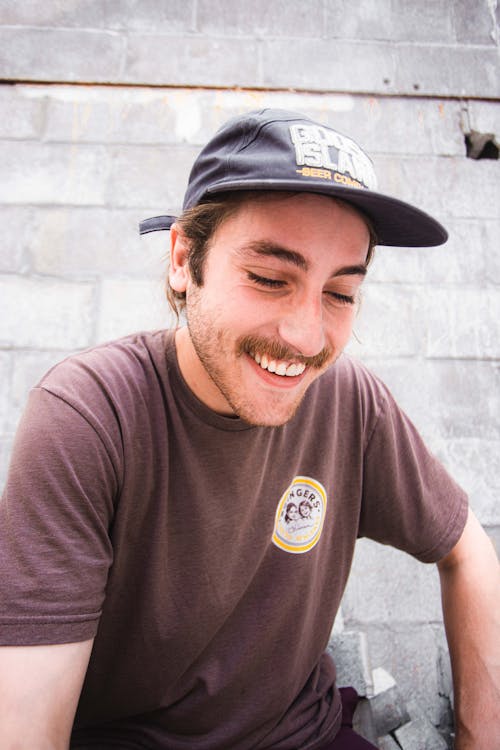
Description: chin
228,369,324,426
235,396,305,427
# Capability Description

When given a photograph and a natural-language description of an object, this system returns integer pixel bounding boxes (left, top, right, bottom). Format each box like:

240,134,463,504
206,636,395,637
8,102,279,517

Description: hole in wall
465,131,499,160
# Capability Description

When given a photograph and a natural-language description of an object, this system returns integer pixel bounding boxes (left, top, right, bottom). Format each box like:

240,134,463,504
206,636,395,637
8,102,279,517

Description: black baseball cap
139,108,447,247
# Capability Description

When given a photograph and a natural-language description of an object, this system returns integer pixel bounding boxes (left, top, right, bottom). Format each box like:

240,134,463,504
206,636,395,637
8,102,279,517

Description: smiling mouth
239,335,332,378
250,351,306,378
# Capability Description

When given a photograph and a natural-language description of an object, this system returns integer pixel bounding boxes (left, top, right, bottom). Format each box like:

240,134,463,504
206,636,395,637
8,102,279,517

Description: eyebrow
242,240,368,278
245,240,309,270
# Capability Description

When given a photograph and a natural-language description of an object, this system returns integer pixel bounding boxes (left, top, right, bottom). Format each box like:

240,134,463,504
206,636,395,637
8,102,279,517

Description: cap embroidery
289,124,377,191
272,476,327,554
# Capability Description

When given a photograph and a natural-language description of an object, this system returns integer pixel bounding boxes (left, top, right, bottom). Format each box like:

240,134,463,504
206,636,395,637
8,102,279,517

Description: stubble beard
186,297,336,428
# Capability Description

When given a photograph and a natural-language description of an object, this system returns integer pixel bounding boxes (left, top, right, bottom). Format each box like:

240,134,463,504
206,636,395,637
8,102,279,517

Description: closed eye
247,271,286,289
248,271,357,305
324,291,356,305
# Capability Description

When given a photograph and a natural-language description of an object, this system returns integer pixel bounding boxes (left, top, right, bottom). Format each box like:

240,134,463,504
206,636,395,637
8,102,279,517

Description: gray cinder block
261,39,394,95
327,631,373,697
0,276,94,350
0,142,109,206
370,668,411,737
377,735,401,750
395,717,448,750
0,28,123,83
124,35,260,88
393,44,500,99
424,287,500,360
197,0,322,38
0,87,44,140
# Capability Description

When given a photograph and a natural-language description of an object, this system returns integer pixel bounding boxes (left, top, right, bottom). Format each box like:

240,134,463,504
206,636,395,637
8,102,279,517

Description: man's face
172,193,370,426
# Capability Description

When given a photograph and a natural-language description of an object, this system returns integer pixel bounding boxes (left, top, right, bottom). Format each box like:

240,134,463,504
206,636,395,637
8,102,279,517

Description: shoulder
29,330,175,446
39,330,173,404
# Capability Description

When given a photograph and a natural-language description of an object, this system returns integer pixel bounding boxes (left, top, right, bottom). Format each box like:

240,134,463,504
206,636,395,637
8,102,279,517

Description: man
0,109,498,750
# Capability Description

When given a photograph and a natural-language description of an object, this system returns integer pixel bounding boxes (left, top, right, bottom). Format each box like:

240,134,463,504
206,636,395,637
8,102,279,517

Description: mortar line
1,78,499,104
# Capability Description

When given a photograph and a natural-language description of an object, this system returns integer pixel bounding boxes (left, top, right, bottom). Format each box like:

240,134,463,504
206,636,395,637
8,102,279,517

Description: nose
277,294,326,358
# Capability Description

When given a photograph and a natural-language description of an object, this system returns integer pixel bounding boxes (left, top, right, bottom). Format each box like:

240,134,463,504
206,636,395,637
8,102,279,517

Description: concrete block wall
1,2,499,746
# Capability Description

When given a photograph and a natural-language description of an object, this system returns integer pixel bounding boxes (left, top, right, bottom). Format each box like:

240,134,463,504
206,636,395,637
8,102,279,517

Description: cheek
342,310,357,335
231,286,279,323
325,308,358,345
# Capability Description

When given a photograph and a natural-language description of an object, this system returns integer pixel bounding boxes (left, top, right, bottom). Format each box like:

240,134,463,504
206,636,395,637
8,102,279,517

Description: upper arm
437,508,499,574
0,639,93,750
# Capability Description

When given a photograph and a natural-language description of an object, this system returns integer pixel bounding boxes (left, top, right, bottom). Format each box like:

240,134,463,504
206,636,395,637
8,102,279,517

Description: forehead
209,192,371,266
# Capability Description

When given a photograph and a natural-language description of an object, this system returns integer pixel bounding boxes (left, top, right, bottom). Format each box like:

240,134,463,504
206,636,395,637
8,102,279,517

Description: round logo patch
272,476,327,554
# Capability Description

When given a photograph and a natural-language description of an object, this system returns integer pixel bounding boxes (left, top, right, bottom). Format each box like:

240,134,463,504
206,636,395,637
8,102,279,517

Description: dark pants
318,688,378,749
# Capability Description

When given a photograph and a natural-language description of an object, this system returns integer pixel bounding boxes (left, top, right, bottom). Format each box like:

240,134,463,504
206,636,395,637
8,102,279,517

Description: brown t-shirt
0,330,468,750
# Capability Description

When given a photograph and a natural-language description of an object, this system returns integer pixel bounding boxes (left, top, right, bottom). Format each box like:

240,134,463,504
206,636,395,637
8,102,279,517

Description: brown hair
166,191,378,317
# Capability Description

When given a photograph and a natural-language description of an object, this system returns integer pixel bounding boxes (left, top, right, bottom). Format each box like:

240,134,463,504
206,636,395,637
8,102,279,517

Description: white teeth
251,352,305,378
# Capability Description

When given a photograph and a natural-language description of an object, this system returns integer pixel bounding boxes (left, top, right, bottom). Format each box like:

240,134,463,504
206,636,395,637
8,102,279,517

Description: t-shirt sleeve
358,379,468,563
0,386,119,646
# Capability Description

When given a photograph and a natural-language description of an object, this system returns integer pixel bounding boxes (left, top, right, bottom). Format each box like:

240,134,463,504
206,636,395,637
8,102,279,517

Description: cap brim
139,215,177,234
139,183,447,247
204,180,447,247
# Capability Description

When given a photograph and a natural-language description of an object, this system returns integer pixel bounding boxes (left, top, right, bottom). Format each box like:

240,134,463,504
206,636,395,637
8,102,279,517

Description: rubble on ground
327,619,454,749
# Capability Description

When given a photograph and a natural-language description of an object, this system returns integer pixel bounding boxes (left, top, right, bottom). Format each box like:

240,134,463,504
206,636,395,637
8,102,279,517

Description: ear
168,224,191,293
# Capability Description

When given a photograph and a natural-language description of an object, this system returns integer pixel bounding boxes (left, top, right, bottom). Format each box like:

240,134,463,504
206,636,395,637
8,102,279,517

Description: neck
174,326,236,416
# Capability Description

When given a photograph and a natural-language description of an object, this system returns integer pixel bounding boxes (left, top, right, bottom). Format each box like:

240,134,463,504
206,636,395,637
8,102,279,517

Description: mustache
237,335,332,370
